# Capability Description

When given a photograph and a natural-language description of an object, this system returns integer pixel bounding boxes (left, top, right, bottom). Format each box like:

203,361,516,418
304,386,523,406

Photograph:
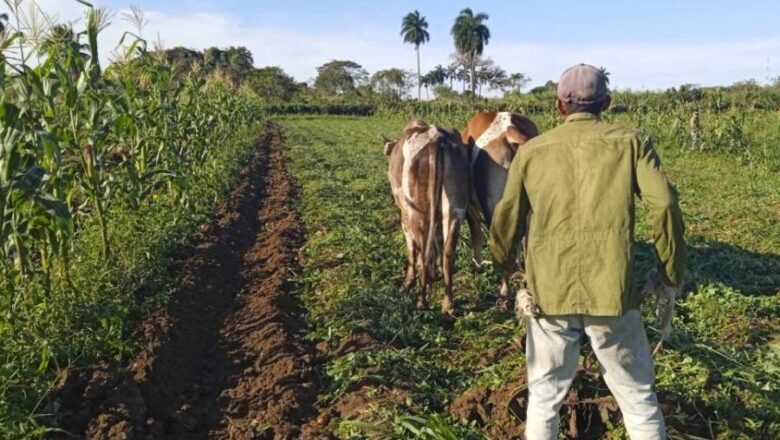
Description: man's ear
601,95,612,113
506,126,529,147
555,98,567,116
379,134,396,156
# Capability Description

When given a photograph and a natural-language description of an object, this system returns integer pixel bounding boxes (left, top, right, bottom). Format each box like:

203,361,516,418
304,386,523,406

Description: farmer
489,64,687,440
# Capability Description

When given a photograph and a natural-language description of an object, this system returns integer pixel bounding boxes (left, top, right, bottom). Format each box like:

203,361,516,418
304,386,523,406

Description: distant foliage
371,68,414,100
162,46,306,102
250,66,303,102
314,60,370,96
265,104,374,116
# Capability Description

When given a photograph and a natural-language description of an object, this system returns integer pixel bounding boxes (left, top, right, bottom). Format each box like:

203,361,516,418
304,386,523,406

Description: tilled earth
57,123,318,439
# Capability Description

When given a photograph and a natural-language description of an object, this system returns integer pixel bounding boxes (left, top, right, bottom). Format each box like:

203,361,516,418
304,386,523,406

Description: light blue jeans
525,310,666,440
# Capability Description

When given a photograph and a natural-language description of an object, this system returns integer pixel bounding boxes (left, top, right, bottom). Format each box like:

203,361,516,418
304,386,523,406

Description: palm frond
400,10,429,47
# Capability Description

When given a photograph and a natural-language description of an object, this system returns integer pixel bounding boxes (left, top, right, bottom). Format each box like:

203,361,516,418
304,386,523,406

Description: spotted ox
462,112,538,304
382,120,470,316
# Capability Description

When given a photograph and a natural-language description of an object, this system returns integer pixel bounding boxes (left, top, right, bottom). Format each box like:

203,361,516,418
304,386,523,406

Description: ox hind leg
466,207,484,271
496,227,529,312
401,224,416,289
415,248,430,310
441,212,462,317
441,173,467,316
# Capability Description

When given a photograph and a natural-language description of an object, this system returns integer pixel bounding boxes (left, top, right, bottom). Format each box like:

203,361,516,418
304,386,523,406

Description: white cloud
490,39,780,90
9,1,780,90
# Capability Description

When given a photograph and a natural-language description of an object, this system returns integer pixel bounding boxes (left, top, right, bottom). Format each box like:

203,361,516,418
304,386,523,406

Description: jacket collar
565,112,601,123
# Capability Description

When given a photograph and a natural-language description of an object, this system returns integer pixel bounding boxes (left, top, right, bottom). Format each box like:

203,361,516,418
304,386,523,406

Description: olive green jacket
489,112,687,316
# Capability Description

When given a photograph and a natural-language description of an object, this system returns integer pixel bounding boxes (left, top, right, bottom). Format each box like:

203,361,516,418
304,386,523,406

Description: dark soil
55,123,318,439
450,366,621,440
449,349,717,440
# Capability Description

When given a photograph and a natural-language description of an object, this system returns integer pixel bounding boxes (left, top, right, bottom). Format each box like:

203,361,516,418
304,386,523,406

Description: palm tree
455,65,469,92
477,61,507,95
425,65,447,87
507,72,531,93
421,65,447,98
401,10,430,99
445,62,459,88
598,66,611,84
451,8,490,95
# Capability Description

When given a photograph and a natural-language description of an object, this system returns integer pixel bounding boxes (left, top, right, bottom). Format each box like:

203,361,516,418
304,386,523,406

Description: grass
280,113,779,439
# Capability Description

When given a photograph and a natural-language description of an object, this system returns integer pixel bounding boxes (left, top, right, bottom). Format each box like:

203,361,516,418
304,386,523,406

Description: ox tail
424,138,443,279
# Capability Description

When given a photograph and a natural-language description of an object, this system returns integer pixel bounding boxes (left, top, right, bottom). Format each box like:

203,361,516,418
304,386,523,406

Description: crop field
2,105,779,438
0,2,779,440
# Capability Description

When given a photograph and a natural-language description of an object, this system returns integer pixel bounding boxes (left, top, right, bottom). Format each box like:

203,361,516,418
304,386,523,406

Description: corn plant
0,2,264,436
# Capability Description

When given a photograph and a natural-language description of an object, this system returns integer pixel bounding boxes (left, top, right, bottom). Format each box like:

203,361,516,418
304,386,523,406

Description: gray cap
557,64,609,104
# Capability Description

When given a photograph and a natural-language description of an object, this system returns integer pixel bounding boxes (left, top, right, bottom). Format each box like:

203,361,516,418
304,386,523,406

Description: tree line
401,8,530,98
158,7,534,103
162,47,530,104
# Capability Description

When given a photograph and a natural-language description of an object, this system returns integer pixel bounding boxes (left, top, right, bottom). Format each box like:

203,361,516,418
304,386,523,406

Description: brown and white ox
382,120,470,316
462,112,538,304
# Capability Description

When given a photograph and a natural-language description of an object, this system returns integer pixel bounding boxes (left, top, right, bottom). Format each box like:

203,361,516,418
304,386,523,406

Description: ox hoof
415,298,429,311
402,278,414,290
439,311,456,326
441,297,455,315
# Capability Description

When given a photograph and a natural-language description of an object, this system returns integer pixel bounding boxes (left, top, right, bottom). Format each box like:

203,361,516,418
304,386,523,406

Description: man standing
489,64,686,440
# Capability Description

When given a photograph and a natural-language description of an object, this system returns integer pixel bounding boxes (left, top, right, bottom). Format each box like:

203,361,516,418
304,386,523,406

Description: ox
382,120,470,316
462,112,538,305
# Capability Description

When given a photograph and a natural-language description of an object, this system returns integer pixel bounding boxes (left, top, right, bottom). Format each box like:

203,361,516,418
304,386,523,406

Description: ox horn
379,133,392,144
379,134,396,156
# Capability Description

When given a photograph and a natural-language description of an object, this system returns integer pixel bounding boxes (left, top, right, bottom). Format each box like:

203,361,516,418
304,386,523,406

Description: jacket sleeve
489,154,531,272
634,137,687,286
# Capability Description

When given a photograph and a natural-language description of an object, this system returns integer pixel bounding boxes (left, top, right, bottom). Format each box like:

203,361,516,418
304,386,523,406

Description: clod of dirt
333,328,377,356
450,379,527,440
657,391,717,437
300,384,412,439
450,368,624,440
316,412,332,427
451,363,719,440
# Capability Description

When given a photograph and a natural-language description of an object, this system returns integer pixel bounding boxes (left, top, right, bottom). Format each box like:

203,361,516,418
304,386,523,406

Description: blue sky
18,1,780,90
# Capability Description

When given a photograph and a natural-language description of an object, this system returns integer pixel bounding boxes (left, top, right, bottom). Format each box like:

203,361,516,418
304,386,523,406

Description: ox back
463,111,538,222
462,111,538,304
383,120,470,316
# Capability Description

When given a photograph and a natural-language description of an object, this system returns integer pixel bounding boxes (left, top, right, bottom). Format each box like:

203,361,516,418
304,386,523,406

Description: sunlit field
0,1,777,438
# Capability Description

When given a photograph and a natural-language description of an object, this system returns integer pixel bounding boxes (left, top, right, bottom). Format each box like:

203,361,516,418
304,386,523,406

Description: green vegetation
0,2,778,439
0,3,262,437
281,112,778,439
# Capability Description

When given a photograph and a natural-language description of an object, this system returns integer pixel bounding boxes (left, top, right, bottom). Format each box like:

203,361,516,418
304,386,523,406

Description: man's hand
641,269,682,354
515,288,541,319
